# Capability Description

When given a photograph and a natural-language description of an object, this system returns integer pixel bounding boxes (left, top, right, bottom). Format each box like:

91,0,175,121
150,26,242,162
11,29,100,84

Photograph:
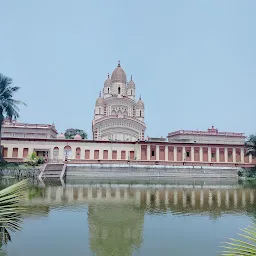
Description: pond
1,178,256,256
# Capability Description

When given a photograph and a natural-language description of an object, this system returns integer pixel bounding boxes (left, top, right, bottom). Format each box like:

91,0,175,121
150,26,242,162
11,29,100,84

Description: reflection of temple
26,184,256,215
22,183,256,254
88,204,144,256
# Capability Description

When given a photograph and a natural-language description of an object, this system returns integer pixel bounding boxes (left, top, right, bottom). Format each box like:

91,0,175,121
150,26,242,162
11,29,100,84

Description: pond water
1,178,256,256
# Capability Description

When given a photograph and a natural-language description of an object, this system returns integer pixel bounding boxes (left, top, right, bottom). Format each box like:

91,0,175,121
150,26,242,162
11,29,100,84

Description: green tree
0,74,26,162
245,134,256,159
64,128,87,139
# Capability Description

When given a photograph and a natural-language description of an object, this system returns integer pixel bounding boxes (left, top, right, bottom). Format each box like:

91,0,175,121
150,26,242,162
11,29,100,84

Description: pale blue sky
0,0,255,139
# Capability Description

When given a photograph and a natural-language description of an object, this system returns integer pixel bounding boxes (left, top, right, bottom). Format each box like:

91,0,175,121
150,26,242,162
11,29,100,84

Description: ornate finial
117,60,121,67
130,75,133,81
107,73,109,78
139,94,141,100
99,91,101,97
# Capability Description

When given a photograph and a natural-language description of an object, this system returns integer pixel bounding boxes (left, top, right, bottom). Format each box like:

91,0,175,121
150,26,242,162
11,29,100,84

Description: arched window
53,147,59,159
140,110,142,117
76,147,81,159
131,90,132,95
107,88,109,94
118,87,121,94
99,108,101,114
64,145,72,160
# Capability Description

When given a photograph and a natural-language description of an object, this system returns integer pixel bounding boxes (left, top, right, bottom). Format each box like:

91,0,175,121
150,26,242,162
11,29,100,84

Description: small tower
136,95,144,122
103,73,111,99
94,91,104,120
127,75,135,101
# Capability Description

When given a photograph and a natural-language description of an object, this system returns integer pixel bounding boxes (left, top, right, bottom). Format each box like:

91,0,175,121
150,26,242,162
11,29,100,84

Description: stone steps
66,167,238,178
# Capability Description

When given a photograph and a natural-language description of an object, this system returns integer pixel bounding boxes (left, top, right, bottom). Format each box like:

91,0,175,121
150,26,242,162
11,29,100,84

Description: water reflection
88,204,144,256
22,182,256,217
1,178,256,256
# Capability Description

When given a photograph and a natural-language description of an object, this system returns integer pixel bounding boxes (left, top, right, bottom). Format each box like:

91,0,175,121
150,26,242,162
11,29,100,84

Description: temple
0,62,255,168
92,62,146,141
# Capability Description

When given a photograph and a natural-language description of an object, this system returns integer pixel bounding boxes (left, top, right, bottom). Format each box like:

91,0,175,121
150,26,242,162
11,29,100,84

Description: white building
92,62,146,141
1,119,57,139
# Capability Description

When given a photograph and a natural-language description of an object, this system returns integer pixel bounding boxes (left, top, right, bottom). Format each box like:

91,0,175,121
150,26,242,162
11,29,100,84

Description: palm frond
0,180,28,246
0,73,26,123
220,224,256,255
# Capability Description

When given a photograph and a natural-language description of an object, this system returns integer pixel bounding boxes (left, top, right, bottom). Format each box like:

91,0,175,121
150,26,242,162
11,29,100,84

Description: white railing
168,130,245,137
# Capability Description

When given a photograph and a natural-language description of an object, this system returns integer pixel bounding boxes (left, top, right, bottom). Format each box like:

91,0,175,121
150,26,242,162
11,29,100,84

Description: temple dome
111,61,127,84
136,97,144,109
57,133,65,139
74,134,82,140
127,75,135,88
104,73,111,87
96,92,104,106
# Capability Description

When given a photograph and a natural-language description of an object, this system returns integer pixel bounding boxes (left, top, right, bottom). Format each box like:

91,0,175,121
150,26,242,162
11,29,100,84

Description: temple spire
130,75,133,81
117,60,121,67
99,91,101,97
139,94,141,100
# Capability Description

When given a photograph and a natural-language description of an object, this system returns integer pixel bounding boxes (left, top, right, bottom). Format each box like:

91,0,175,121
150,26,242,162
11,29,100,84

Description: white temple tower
92,61,146,141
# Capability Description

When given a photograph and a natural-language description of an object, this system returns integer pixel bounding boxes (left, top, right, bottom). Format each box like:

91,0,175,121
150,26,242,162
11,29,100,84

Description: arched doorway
64,145,72,160
53,147,59,160
76,147,81,159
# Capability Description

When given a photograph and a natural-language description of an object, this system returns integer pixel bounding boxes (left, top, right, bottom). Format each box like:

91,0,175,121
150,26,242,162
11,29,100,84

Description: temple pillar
208,147,211,162
216,148,220,162
199,147,203,162
241,148,245,163
174,147,177,162
99,150,103,160
224,148,228,163
191,147,195,162
182,147,186,161
156,145,159,161
165,145,168,161
147,145,150,161
233,148,236,163
249,154,253,163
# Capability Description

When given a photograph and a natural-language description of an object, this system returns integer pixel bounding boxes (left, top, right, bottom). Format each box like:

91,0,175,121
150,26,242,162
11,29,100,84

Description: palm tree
0,180,27,247
221,224,256,255
0,73,26,162
245,135,256,158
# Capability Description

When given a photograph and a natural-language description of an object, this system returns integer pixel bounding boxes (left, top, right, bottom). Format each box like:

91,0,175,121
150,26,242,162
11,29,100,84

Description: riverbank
0,163,40,178
66,164,240,179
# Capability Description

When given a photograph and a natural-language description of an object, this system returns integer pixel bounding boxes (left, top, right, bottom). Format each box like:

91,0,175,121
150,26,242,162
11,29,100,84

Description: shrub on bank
238,166,256,178
24,152,45,167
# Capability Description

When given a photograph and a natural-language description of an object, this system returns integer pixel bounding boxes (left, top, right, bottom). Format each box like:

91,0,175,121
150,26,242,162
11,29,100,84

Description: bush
24,153,45,166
